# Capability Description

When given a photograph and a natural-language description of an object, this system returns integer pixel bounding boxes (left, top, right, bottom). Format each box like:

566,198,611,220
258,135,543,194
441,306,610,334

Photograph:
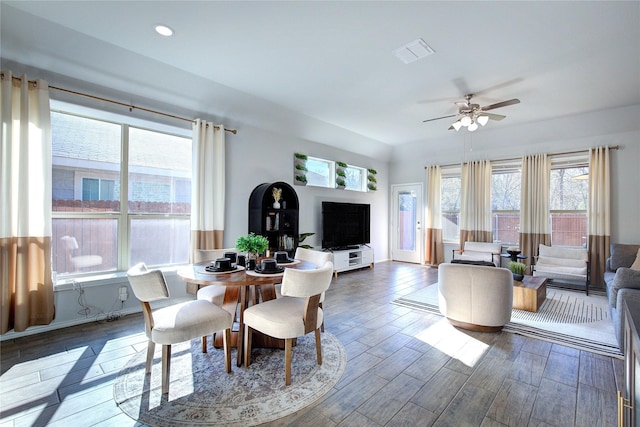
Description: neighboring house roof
51,111,191,173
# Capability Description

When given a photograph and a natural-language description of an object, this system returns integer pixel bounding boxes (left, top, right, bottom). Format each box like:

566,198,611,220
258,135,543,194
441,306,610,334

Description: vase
513,273,524,281
273,201,280,209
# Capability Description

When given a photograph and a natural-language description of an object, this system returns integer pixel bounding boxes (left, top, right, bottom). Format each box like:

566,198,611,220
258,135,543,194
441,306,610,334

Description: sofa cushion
610,244,640,271
609,267,640,308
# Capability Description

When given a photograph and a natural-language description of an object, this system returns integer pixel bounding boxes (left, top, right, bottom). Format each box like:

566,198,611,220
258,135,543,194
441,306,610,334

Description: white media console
329,245,374,277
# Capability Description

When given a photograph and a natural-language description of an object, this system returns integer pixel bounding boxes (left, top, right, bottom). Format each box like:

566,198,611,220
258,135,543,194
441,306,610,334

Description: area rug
114,332,346,426
392,284,622,359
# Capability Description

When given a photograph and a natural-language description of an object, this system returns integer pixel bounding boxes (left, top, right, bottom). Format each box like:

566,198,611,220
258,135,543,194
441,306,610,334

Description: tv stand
332,245,360,251
330,245,374,278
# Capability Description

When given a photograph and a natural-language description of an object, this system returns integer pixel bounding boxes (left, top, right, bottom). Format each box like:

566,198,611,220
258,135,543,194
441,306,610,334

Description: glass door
391,183,423,263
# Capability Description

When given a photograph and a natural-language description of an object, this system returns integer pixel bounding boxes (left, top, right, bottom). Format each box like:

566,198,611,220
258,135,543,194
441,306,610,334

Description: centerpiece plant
508,261,526,281
236,233,269,262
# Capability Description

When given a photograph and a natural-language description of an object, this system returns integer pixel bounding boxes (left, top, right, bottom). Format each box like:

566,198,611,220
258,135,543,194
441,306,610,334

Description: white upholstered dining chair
193,248,239,305
294,247,332,331
127,262,233,394
194,248,241,350
243,261,333,385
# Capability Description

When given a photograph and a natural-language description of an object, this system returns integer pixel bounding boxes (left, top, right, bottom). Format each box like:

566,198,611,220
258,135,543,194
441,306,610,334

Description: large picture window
550,166,588,247
441,175,461,241
51,109,191,278
492,168,521,245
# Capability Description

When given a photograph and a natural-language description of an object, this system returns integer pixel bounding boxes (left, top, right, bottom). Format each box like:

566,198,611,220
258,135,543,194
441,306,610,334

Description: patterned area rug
114,332,346,426
392,284,622,359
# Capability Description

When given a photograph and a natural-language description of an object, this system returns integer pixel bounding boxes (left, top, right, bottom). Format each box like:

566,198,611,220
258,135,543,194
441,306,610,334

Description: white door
391,183,423,263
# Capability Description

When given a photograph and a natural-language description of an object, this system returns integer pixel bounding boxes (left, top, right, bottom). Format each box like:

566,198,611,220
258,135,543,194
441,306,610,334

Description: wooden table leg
236,285,248,367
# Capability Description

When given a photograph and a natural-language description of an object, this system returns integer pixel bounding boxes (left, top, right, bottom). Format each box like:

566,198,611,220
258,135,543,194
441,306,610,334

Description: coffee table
513,276,547,312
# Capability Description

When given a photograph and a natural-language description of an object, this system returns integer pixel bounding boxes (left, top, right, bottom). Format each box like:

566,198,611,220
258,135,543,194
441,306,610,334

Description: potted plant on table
509,261,526,281
236,233,269,269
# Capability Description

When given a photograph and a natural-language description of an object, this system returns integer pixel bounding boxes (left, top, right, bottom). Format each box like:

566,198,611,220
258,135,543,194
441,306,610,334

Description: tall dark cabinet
248,182,299,256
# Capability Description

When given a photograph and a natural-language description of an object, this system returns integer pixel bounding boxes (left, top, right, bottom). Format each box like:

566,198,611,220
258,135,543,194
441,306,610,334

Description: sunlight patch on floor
414,318,489,367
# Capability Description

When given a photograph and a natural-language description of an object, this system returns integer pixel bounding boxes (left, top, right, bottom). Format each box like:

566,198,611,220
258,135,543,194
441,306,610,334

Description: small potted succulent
509,261,526,281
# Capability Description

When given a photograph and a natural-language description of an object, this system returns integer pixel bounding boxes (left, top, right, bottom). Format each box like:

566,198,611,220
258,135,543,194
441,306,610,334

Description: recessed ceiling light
154,25,174,37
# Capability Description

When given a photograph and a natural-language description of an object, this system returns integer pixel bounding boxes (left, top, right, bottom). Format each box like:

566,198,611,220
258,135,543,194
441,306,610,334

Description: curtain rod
5,74,237,134
424,145,620,169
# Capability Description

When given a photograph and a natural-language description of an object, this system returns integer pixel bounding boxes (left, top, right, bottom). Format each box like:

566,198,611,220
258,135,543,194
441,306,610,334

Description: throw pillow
610,267,640,308
631,248,640,271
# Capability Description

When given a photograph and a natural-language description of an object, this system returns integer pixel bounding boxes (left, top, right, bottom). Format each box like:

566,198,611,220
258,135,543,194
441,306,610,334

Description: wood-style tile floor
0,261,622,426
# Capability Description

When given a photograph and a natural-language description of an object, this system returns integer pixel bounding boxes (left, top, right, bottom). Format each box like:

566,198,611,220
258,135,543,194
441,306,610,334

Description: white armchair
438,263,513,332
452,241,502,266
532,244,590,295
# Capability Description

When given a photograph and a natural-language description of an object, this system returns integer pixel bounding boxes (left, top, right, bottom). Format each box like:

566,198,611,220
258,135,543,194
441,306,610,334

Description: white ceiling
2,1,639,158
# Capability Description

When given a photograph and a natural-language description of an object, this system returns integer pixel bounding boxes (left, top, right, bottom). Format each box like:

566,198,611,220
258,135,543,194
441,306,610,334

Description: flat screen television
322,201,370,250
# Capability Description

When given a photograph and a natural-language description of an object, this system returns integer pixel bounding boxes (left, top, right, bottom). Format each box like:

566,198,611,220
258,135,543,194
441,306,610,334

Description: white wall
2,59,637,340
390,105,640,244
225,123,388,257
1,71,389,341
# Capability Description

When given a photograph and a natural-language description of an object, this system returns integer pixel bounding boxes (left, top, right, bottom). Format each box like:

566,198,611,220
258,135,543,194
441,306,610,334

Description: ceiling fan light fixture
468,121,479,132
452,121,462,131
477,115,489,126
460,115,472,127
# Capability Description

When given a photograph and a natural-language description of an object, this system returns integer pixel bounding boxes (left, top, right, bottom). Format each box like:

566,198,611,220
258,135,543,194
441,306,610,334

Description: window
82,178,117,200
344,165,367,191
51,109,191,277
303,156,369,191
492,168,521,244
549,166,588,247
305,156,334,188
441,175,461,241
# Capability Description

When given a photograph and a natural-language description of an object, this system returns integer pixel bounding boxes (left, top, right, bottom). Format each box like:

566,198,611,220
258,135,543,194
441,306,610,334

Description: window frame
491,161,522,245
51,103,192,280
549,157,589,248
440,167,461,242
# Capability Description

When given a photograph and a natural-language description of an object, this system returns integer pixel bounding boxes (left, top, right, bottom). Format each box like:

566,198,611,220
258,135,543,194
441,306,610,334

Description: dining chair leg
243,325,252,367
161,344,171,394
319,302,325,332
145,340,155,374
201,335,208,353
223,328,231,373
314,329,322,365
285,338,293,386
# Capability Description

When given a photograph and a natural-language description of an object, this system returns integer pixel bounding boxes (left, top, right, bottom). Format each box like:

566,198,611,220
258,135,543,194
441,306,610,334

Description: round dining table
177,259,314,366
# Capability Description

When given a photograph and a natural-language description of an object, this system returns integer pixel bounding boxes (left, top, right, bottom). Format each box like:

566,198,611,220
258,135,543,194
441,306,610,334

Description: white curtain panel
460,160,492,244
519,153,551,267
425,165,444,265
588,146,611,285
190,120,226,259
0,71,55,333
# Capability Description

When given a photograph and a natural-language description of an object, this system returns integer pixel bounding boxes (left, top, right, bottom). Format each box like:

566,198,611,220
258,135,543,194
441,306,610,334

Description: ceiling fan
423,94,520,131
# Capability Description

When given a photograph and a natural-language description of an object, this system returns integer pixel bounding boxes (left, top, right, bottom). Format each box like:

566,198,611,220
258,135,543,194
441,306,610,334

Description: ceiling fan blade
484,112,506,121
423,114,457,123
481,98,520,111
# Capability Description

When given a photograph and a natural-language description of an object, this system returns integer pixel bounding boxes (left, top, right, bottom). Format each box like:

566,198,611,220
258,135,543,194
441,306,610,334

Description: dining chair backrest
194,248,239,263
126,262,170,302
294,247,332,267
280,261,333,298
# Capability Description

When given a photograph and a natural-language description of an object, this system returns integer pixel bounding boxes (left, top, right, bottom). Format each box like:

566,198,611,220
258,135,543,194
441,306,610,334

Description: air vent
393,38,435,64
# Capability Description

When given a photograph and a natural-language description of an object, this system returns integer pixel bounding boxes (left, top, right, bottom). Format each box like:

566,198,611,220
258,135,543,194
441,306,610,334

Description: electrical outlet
118,286,128,301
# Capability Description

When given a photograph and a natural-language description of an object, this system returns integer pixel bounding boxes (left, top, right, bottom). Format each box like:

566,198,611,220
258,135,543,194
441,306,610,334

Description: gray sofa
605,243,640,351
